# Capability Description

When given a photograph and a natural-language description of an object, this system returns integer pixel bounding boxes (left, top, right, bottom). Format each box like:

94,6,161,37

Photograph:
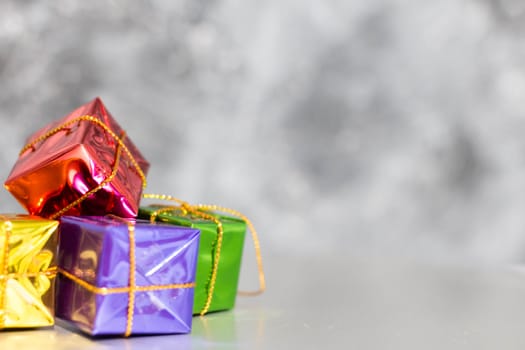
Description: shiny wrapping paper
139,205,246,315
56,216,200,336
4,98,150,219
0,215,58,329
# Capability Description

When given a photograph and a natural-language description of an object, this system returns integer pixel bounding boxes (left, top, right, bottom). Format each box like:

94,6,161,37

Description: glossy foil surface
56,216,200,336
0,215,59,329
4,97,150,218
139,205,246,314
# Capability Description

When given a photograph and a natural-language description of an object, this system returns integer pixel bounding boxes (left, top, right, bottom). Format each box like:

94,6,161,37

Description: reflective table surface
3,253,525,349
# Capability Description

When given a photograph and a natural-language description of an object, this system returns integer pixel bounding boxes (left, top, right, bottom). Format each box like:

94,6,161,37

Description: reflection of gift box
4,97,149,219
0,215,58,330
56,216,200,336
139,205,247,315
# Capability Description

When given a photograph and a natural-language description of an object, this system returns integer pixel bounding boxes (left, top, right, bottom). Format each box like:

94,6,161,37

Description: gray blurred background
1,0,525,264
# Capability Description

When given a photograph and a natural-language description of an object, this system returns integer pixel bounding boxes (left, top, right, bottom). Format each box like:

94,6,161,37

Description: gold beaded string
194,204,265,296
0,218,12,329
19,115,147,188
143,194,223,316
148,206,181,224
190,211,222,315
49,134,124,219
18,115,147,219
104,215,136,337
0,267,57,280
58,268,194,295
125,222,136,337
143,193,266,313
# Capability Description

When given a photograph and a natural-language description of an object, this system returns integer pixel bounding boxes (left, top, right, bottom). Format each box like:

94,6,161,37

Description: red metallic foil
4,98,150,218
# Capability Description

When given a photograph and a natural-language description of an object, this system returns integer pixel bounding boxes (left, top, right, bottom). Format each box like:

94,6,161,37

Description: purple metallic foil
56,216,200,336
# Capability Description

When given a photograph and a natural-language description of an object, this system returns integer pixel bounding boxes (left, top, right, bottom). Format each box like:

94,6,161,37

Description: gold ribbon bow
142,193,266,316
19,115,147,219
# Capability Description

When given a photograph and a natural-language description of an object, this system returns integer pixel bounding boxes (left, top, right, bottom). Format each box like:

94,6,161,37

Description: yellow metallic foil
0,215,58,329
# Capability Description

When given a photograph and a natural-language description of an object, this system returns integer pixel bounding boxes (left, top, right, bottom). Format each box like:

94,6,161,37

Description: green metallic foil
139,205,246,315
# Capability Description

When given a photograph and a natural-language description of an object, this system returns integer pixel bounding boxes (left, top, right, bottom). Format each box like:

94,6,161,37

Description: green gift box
139,204,247,315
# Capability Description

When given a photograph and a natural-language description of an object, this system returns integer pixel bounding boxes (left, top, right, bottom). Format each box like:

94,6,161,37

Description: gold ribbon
58,216,195,337
142,193,266,316
19,115,147,219
123,217,136,337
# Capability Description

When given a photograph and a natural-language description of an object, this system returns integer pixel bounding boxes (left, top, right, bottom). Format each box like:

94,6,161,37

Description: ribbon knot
179,202,192,215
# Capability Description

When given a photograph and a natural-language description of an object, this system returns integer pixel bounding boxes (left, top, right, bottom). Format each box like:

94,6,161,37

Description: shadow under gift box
4,97,149,219
56,216,200,336
138,206,246,315
0,215,58,330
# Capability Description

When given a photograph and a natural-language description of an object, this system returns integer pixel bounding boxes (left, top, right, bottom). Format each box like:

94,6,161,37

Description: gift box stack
0,98,265,337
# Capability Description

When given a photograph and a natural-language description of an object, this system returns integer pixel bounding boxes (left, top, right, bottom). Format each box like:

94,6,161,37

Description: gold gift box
0,215,58,329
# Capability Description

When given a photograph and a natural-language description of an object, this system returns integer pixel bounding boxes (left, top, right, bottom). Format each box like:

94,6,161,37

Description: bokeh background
1,1,525,264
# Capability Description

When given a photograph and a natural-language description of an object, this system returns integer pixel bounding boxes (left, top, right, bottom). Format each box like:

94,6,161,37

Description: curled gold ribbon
19,115,147,219
142,193,266,316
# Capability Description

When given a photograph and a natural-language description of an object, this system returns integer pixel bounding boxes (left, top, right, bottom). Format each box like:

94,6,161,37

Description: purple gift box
56,216,200,336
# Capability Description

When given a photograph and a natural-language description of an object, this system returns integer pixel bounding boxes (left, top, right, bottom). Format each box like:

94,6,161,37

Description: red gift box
4,98,149,219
